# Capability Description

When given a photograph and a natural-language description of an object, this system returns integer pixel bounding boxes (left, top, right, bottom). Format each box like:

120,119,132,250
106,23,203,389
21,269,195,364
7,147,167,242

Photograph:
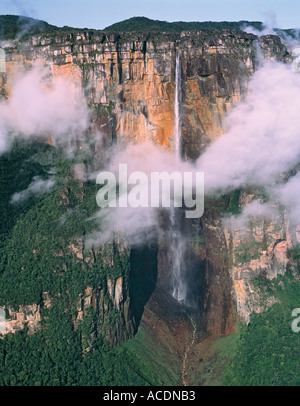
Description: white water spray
170,50,187,304
174,49,182,161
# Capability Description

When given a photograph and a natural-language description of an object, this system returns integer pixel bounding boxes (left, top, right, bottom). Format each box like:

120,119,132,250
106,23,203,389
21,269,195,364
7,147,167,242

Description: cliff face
1,30,287,152
0,29,291,340
0,235,136,347
224,193,296,323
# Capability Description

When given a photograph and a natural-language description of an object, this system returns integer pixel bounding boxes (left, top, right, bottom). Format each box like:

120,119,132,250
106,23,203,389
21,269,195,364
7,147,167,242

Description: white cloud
196,60,300,195
10,176,55,204
0,63,89,154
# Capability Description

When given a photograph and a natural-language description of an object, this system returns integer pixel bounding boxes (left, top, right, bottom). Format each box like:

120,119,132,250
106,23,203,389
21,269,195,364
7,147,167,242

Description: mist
222,199,277,234
243,11,300,54
243,10,278,36
86,141,197,247
0,63,89,154
197,61,300,187
3,43,300,249
194,56,300,232
87,55,300,246
10,176,55,204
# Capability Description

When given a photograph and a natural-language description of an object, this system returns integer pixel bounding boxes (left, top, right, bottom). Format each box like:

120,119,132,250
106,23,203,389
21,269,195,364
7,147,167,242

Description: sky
0,0,299,30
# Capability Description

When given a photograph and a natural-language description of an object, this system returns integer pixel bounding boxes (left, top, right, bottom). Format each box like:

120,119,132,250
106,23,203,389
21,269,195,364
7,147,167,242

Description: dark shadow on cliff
129,242,158,330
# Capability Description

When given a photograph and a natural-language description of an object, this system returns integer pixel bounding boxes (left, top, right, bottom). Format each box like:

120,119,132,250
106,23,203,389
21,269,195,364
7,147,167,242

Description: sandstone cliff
0,29,288,153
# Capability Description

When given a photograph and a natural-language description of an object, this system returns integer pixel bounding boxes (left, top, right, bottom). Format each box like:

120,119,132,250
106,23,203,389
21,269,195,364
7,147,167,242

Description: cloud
10,176,55,204
276,172,300,224
242,10,278,36
223,200,277,234
88,57,300,246
4,45,300,249
196,60,300,195
0,63,89,154
87,205,159,248
194,54,300,231
85,141,199,247
242,10,300,52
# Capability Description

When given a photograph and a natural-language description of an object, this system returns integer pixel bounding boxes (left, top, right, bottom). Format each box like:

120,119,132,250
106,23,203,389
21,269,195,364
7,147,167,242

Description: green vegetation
0,15,60,40
1,140,300,386
0,139,170,386
224,272,300,385
188,325,241,386
0,303,153,386
104,17,299,41
205,188,243,217
227,189,242,215
189,273,300,386
104,16,265,33
0,14,298,45
123,325,180,385
0,136,300,388
0,140,102,307
234,239,264,263
0,15,96,41
287,244,300,262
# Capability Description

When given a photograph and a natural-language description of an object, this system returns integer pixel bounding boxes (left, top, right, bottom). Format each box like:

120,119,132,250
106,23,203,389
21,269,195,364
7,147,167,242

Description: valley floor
123,287,240,386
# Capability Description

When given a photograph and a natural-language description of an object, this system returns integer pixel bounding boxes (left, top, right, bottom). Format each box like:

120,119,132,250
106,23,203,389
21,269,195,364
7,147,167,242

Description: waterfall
170,219,187,302
174,49,182,161
170,50,187,304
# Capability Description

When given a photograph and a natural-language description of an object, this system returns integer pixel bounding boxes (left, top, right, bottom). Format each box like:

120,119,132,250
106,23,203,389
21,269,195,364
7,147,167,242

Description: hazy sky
0,0,299,30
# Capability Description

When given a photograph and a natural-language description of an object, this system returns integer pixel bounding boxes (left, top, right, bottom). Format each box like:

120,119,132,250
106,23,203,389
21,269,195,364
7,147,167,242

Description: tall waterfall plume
174,49,182,161
170,50,187,304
